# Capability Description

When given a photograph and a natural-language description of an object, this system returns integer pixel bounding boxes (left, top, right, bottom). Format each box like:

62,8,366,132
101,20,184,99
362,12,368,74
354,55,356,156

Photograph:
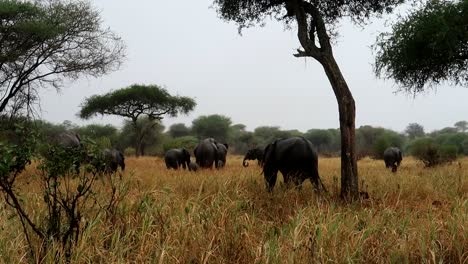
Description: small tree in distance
79,84,196,156
405,123,425,140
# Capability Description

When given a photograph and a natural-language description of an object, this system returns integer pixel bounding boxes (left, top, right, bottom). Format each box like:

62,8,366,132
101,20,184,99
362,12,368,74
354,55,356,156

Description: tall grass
0,156,467,263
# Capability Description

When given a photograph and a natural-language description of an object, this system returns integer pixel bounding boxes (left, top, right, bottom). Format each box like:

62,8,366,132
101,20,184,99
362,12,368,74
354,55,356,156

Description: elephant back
194,138,219,168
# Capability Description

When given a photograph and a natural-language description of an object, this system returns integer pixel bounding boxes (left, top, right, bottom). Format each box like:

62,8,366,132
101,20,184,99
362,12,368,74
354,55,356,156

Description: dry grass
1,156,467,263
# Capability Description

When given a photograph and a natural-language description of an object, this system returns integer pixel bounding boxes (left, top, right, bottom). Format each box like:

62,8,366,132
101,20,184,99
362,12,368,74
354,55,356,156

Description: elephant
242,147,264,167
188,162,199,172
383,147,402,172
215,143,228,167
56,131,82,149
52,131,83,173
262,137,326,192
164,148,191,170
194,138,227,169
99,148,125,173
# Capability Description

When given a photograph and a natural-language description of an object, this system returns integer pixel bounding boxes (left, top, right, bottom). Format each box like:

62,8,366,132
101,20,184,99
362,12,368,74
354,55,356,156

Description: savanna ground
1,156,467,263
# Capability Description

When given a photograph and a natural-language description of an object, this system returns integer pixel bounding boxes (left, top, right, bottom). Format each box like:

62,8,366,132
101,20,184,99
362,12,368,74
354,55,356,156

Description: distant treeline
2,115,468,159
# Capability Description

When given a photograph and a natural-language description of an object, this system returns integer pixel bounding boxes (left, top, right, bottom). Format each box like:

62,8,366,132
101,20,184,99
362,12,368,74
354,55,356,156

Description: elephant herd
166,136,404,192
56,131,403,191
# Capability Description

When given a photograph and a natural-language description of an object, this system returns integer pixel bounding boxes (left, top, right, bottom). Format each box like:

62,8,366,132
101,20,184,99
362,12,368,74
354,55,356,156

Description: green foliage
0,126,127,262
409,137,458,167
168,123,191,138
162,136,199,154
191,114,232,142
212,0,404,32
124,147,136,157
405,123,425,139
454,121,468,132
375,0,468,92
0,0,125,114
79,84,194,156
373,131,405,159
79,84,196,121
118,117,165,156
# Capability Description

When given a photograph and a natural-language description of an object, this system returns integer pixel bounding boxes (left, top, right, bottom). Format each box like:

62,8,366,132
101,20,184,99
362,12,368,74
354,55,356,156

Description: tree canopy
0,0,125,115
191,114,232,143
374,0,468,92
79,84,196,122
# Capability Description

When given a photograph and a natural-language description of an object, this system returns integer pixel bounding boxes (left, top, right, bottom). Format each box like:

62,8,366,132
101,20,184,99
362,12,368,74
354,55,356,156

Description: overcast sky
40,1,468,133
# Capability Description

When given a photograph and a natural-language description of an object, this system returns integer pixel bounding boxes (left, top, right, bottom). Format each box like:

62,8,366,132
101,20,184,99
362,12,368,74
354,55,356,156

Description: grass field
1,156,467,263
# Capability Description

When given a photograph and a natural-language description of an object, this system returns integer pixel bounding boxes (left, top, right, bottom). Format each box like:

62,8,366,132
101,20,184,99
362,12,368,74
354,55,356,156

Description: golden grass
1,156,467,263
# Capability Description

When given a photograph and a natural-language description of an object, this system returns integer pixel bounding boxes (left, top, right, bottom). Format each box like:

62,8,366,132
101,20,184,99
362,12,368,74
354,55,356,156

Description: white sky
40,1,468,133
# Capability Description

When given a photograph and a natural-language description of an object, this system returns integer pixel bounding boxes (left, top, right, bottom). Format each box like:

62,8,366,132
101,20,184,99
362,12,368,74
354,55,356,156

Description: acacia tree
79,84,196,156
212,0,405,198
0,0,125,115
375,0,468,92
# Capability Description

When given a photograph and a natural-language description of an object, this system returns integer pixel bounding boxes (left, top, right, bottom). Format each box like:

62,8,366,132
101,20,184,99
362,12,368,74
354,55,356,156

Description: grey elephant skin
165,148,191,170
215,143,228,167
193,138,228,169
100,148,125,173
263,137,325,192
242,147,264,167
56,131,82,149
383,147,402,172
188,162,198,172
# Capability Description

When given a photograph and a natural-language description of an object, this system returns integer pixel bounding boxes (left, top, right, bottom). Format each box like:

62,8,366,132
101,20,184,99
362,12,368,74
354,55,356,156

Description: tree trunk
320,54,359,199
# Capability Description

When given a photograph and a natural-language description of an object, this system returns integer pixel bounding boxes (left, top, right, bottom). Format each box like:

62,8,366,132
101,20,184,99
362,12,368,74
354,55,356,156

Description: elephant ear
183,148,190,158
223,143,228,150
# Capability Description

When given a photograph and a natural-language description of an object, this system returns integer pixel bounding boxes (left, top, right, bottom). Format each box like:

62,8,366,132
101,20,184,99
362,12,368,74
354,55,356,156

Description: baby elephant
188,162,198,172
165,148,191,170
383,147,402,172
97,148,125,173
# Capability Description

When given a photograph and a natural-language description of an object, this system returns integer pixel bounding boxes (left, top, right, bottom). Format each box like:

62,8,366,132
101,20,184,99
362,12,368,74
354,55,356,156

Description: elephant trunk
242,158,249,167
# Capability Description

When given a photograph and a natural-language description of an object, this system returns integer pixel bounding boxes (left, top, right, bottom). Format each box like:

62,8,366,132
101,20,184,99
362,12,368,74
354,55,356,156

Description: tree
79,84,196,156
191,114,232,142
212,0,404,198
0,0,125,114
168,123,191,138
405,123,425,139
454,121,468,132
118,117,165,156
375,0,468,92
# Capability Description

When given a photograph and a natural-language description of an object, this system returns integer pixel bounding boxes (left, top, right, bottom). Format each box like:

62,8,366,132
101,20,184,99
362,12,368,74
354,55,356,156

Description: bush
124,147,136,157
162,136,199,153
409,138,458,167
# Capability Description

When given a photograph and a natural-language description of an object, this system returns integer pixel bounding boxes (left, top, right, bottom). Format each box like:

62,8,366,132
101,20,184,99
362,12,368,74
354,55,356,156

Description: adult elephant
100,148,125,173
194,138,226,169
263,137,326,192
56,131,82,149
383,147,402,172
242,147,264,167
52,131,83,173
164,148,191,170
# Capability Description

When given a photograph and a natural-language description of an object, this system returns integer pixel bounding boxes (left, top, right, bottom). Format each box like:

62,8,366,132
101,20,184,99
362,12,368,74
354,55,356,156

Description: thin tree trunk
320,54,359,199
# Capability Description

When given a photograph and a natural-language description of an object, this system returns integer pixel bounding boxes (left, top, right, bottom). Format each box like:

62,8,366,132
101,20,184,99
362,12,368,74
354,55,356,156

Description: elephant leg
392,164,397,173
265,170,278,192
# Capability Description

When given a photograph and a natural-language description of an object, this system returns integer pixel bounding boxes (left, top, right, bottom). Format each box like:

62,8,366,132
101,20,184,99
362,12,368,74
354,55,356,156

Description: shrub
162,136,199,153
409,138,458,167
